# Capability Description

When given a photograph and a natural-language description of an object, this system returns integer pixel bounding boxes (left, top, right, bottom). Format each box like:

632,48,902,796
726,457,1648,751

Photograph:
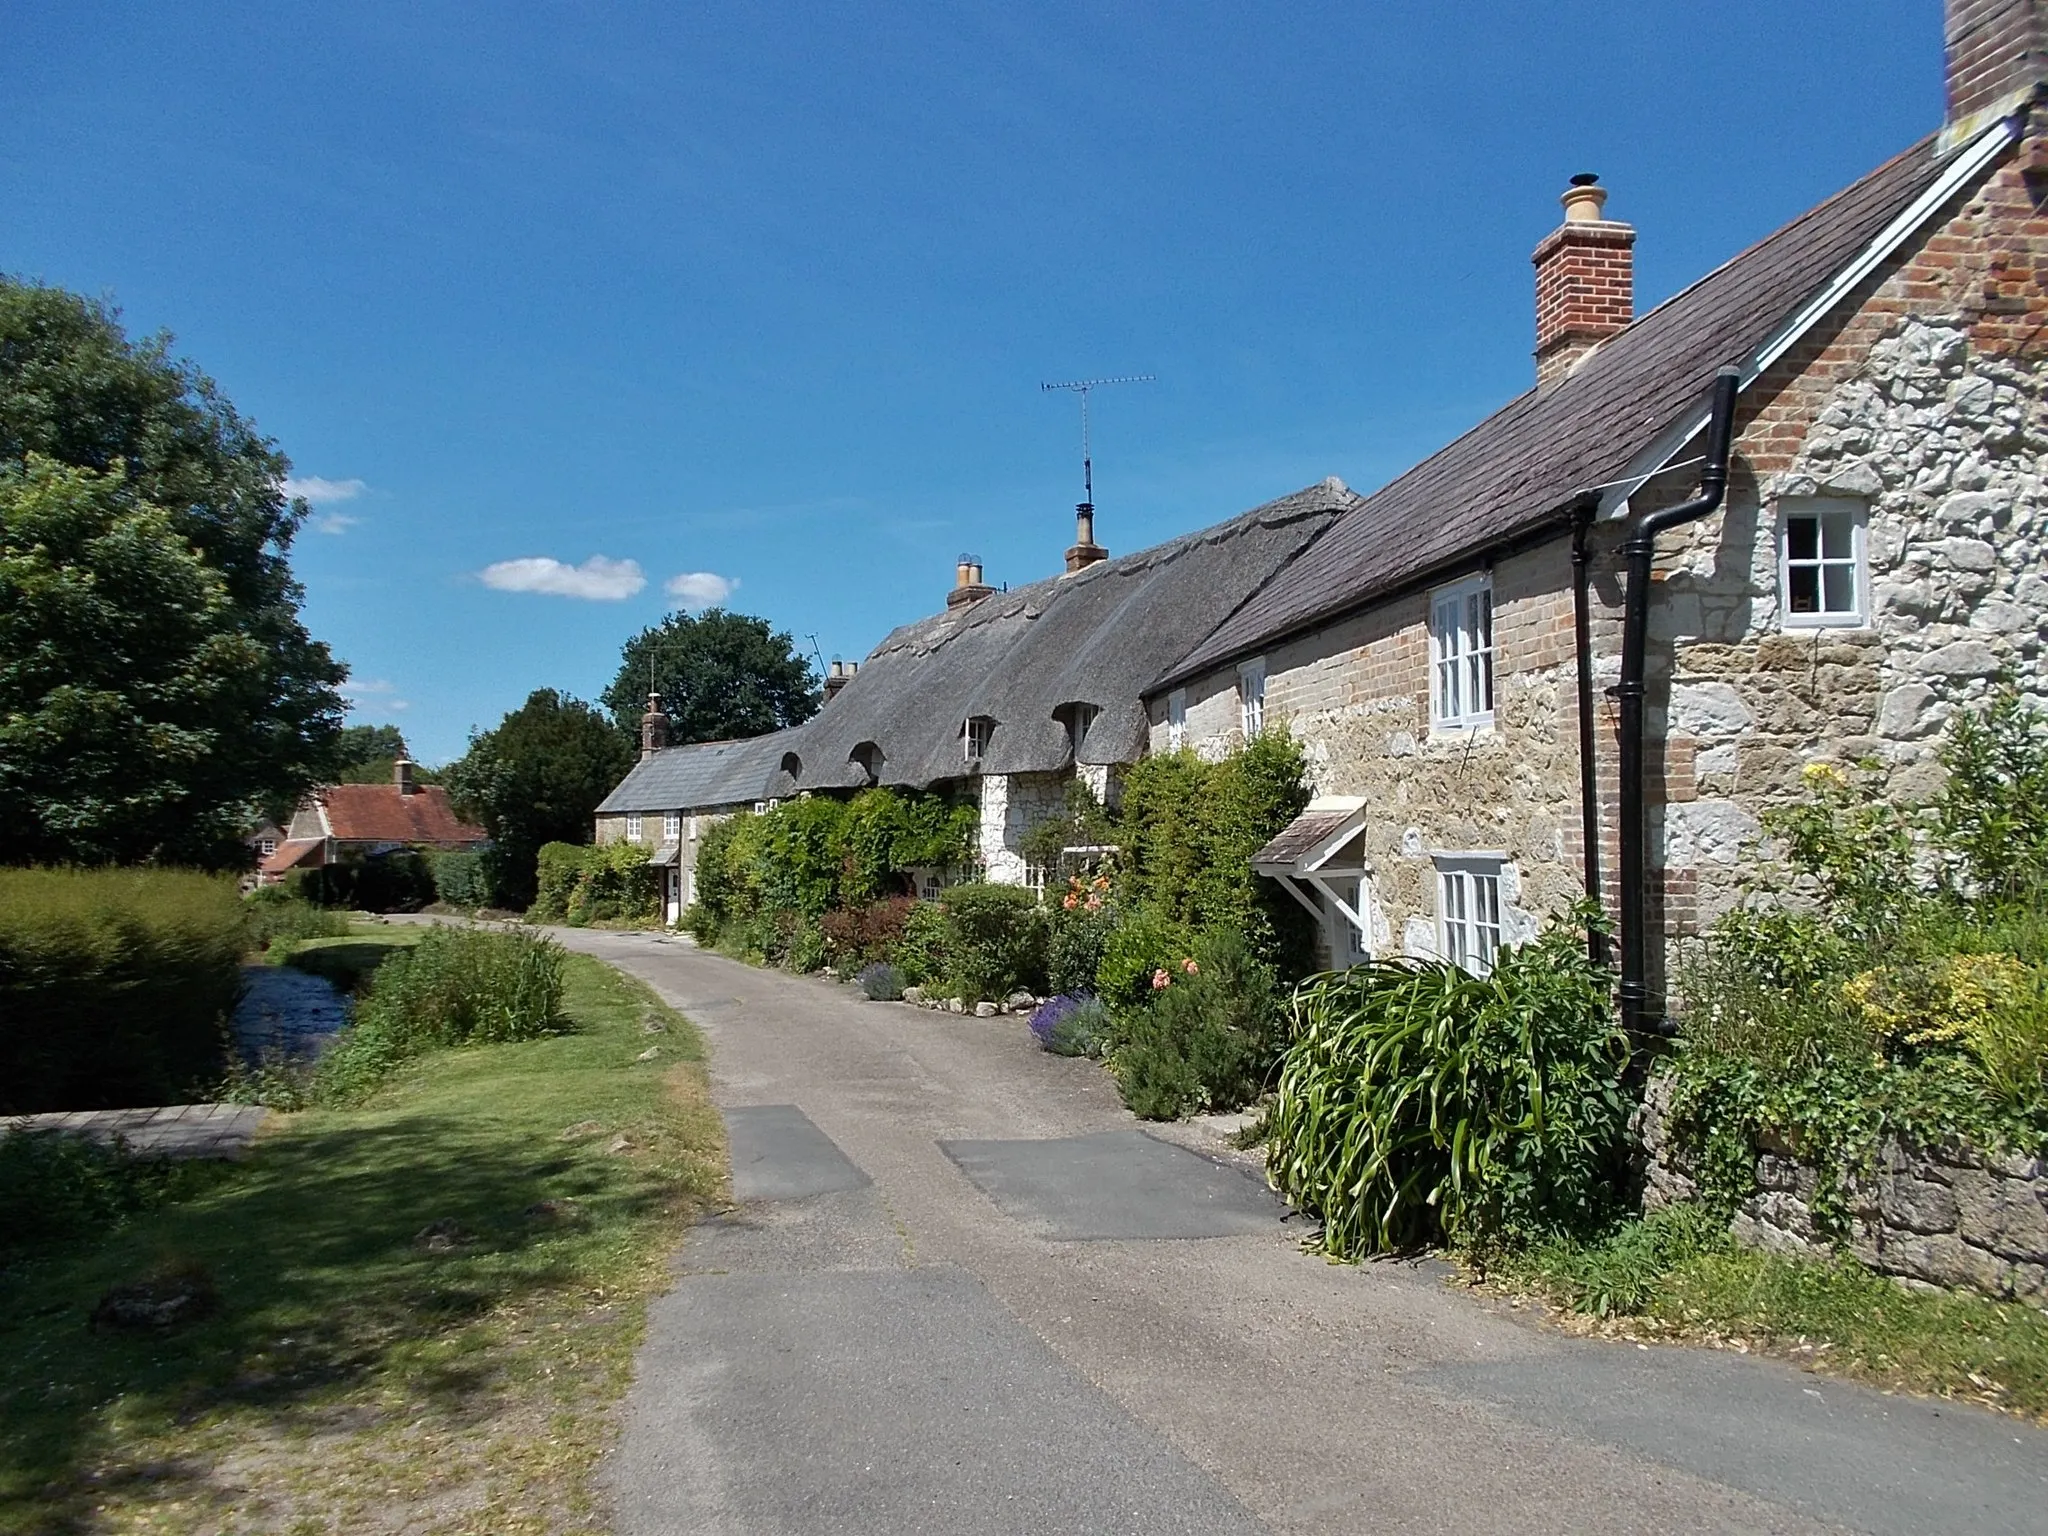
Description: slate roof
1163,131,1954,687
595,732,793,815
786,479,1359,791
315,784,487,846
1250,809,1357,870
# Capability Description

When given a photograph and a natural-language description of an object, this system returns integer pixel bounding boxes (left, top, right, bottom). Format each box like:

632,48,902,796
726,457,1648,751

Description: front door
665,867,682,926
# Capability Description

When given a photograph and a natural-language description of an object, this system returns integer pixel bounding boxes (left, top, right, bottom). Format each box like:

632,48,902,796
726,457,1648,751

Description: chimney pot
640,692,669,761
394,758,417,796
1064,501,1109,574
947,553,995,609
1532,174,1634,387
823,658,859,703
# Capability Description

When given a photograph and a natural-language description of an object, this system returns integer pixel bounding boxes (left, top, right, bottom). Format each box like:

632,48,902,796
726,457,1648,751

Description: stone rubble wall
1638,1073,2048,1308
977,770,1070,887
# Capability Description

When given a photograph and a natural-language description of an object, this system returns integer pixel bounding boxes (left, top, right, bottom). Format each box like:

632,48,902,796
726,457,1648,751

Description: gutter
1616,367,1739,1038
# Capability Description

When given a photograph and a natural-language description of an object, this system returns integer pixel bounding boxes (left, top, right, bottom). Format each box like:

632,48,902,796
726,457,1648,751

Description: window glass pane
1788,566,1820,613
1820,514,1853,560
1822,563,1856,614
1786,516,1818,561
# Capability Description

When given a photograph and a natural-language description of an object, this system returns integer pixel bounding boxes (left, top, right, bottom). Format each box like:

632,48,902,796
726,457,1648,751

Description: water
232,964,349,1063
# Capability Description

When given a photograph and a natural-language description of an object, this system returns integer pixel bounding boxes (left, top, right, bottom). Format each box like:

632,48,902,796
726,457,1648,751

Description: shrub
293,850,436,913
1267,913,1632,1257
938,883,1047,1002
242,887,350,949
1108,929,1281,1119
0,1130,216,1261
429,849,491,909
1028,994,1113,1057
1095,906,1193,1014
1047,877,1115,996
892,900,952,987
313,925,568,1105
821,896,916,971
0,868,245,1114
857,962,905,1001
529,841,662,926
787,917,828,973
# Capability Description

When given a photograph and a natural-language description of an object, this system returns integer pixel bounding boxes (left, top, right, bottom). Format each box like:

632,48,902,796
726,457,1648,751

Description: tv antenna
1041,375,1154,508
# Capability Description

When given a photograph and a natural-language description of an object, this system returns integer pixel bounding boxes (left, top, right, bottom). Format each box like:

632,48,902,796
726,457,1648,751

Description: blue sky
6,1,1937,764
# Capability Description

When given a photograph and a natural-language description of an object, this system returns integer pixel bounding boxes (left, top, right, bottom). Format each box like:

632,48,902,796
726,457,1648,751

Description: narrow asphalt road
549,929,2048,1535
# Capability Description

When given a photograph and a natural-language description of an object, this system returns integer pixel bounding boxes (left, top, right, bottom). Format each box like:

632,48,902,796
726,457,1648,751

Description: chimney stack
1945,0,2048,148
394,759,417,796
824,658,860,702
947,553,995,609
640,692,669,761
1064,502,1109,574
1532,174,1635,387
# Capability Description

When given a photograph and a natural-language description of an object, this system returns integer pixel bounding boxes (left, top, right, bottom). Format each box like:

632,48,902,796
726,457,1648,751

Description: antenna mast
1041,374,1154,510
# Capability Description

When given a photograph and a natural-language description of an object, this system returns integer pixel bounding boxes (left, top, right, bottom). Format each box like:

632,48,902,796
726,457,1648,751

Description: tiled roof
259,838,324,876
595,733,792,816
316,784,487,846
1163,132,1955,686
1250,809,1357,870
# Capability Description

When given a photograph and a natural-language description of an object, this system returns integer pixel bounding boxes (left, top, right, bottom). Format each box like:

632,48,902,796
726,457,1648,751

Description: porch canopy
645,843,680,868
1251,797,1369,935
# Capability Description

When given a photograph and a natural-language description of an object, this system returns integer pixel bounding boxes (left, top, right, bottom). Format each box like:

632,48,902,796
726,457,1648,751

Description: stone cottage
1153,0,2048,1026
592,482,1357,912
261,760,487,884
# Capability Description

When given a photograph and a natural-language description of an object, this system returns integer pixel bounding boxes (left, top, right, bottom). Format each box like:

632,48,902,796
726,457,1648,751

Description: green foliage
0,281,347,867
1668,692,2048,1232
1046,874,1116,996
1501,1202,1731,1318
333,723,407,766
428,849,491,909
442,690,633,911
1109,928,1282,1119
1018,779,1117,875
892,900,951,987
937,883,1047,1002
0,867,245,1114
312,926,568,1105
529,840,663,927
1114,733,1315,978
241,886,350,949
834,788,978,906
1267,913,1632,1258
1094,906,1194,1014
0,1131,219,1262
605,608,820,746
821,896,916,971
293,849,436,913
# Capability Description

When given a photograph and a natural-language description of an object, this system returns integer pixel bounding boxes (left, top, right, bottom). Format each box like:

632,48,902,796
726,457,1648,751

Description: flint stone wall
1639,1072,2048,1308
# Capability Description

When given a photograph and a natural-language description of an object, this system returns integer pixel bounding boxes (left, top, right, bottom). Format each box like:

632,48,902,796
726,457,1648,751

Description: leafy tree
0,280,345,865
331,722,439,786
443,690,634,911
603,608,820,745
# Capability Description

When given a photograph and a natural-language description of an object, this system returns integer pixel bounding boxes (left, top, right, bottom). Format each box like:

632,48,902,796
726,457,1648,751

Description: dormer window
1055,702,1099,761
850,741,882,785
964,715,995,762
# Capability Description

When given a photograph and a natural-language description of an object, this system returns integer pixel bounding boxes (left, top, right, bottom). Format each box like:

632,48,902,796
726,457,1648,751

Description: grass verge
0,952,725,1534
269,926,422,992
1485,1208,2048,1422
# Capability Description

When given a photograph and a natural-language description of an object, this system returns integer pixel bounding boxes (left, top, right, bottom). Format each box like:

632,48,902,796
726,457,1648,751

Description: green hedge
0,868,245,1114
428,849,491,909
529,840,663,926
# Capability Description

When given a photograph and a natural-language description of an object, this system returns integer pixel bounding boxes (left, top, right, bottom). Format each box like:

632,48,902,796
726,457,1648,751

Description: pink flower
1181,957,1199,975
1151,968,1172,990
1063,894,1079,910
1084,895,1102,912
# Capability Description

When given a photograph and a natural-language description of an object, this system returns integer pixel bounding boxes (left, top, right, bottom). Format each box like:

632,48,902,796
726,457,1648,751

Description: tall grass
313,925,569,1105
0,868,245,1113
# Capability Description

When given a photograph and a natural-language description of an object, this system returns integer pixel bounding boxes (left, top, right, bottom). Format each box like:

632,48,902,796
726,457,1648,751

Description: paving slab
723,1104,871,1202
615,1266,1261,1536
1,1104,268,1160
940,1129,1284,1239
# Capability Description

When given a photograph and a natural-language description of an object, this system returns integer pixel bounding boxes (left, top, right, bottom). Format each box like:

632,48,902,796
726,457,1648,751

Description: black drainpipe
1569,493,1606,966
1617,365,1740,1038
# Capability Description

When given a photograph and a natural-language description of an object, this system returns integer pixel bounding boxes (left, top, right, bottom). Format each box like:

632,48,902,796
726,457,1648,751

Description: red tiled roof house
260,760,487,882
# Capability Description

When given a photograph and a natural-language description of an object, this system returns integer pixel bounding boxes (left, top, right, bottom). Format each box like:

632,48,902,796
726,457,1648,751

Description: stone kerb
1638,1072,2048,1308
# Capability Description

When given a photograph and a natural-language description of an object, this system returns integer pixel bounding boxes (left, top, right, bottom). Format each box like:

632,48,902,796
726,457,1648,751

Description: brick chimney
640,692,669,761
1064,502,1108,574
394,758,417,796
1946,0,2048,148
1532,174,1635,387
947,553,995,609
823,658,859,702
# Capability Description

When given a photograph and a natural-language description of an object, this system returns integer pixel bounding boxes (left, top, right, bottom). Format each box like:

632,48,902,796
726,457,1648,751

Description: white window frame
964,716,994,762
663,811,681,843
258,837,277,857
1436,855,1504,976
1778,498,1868,629
1167,688,1187,751
1238,659,1266,738
1429,574,1495,732
624,813,643,843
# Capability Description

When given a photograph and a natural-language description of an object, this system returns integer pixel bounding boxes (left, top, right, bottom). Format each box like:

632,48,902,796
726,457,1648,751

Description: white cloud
478,554,647,601
284,476,367,505
664,570,738,609
341,677,410,713
315,513,361,535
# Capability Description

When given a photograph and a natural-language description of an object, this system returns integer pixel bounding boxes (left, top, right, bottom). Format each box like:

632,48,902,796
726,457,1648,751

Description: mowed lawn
0,949,726,1535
